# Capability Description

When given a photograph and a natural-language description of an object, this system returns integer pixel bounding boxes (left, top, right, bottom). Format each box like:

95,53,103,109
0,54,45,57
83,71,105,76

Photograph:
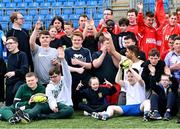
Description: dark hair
148,48,160,57
26,72,37,78
174,36,180,41
146,11,154,17
176,7,180,13
64,21,74,28
119,18,129,26
49,65,61,76
127,68,139,74
88,77,99,86
39,30,50,37
7,36,18,43
124,34,138,45
49,16,64,30
169,34,178,40
104,8,113,15
127,8,138,16
126,45,139,57
106,19,115,26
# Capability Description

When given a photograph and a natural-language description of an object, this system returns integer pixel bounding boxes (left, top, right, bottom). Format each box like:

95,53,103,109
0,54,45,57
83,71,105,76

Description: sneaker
143,111,151,121
100,114,108,121
83,111,91,116
8,116,21,124
163,111,171,121
16,109,30,123
150,110,162,120
91,112,100,119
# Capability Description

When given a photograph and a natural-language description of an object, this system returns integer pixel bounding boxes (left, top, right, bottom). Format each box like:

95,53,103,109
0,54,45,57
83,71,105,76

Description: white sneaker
83,111,91,116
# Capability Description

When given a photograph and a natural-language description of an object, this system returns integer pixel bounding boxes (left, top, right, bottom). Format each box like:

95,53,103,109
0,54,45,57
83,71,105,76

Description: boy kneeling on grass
92,66,150,121
76,77,117,116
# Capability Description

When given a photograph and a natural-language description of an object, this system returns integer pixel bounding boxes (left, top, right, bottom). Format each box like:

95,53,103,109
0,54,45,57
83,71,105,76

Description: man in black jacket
4,36,29,106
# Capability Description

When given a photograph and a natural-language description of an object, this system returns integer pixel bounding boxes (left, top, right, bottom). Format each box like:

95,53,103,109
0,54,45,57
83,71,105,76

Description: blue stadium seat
52,8,61,16
14,0,23,3
40,2,51,8
63,2,74,7
33,15,45,21
6,9,15,15
70,20,78,28
5,3,16,8
74,1,86,6
45,15,54,21
0,3,5,8
24,0,32,3
52,2,63,7
0,22,8,30
74,8,84,15
2,0,11,3
24,15,33,22
23,22,32,30
61,14,69,21
93,13,103,20
36,0,45,3
56,0,66,2
28,2,39,8
96,8,103,13
39,9,50,15
1,16,9,22
17,9,27,15
86,8,96,14
62,8,73,15
86,1,98,6
69,14,79,20
28,9,38,15
17,3,28,8
47,0,56,2
0,10,4,16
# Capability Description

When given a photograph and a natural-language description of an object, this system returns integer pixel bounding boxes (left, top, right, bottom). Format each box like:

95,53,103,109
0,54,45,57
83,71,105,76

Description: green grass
0,111,179,129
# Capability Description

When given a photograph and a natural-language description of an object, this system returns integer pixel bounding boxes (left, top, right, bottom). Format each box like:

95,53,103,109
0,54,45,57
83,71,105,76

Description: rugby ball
31,93,48,103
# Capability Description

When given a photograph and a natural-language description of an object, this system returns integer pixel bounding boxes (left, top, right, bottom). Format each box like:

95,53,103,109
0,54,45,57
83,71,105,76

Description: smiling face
5,38,18,53
89,78,99,91
53,19,62,31
49,27,58,39
72,35,83,49
26,76,38,90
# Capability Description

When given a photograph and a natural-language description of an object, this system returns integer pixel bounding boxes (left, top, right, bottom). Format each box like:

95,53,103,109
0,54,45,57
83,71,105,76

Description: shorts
120,104,143,116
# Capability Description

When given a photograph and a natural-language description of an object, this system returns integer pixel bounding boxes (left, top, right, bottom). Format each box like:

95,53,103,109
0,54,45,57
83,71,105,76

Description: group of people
0,0,179,125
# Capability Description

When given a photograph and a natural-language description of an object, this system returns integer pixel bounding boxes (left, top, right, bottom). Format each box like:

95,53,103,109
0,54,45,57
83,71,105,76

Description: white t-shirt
124,81,146,105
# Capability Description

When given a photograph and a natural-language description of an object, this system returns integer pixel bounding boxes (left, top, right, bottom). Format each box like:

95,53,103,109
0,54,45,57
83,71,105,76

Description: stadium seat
28,9,38,15
28,2,39,8
36,0,45,3
86,1,98,6
61,14,69,21
5,3,16,8
56,0,66,2
52,2,63,7
1,16,9,22
17,3,28,8
93,13,103,20
51,8,61,16
24,0,32,3
63,2,74,7
0,22,8,30
74,1,86,6
39,2,51,8
33,15,45,21
6,9,15,15
86,8,96,15
0,10,4,16
23,22,32,30
47,0,56,2
39,9,50,15
17,9,27,15
74,8,84,15
69,14,79,20
2,0,11,3
0,3,5,8
14,0,23,3
62,8,73,15
45,15,54,21
70,20,78,28
24,15,33,22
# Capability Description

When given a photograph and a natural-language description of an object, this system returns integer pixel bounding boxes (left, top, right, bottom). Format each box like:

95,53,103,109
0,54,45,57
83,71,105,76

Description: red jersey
161,23,180,52
137,13,157,58
55,31,65,39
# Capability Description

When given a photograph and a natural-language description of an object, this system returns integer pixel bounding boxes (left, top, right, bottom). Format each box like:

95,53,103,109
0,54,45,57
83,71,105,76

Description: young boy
149,74,176,121
92,67,150,121
76,77,116,115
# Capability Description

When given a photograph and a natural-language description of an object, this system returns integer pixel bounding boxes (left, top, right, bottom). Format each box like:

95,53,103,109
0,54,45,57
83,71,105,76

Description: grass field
0,111,179,129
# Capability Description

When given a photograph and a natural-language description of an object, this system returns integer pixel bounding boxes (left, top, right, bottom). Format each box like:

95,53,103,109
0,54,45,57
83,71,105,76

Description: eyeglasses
5,42,16,46
17,17,24,20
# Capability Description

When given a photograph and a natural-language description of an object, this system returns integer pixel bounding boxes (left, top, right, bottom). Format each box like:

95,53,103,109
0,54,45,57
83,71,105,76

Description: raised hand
77,66,85,74
104,78,113,86
76,80,84,90
57,47,65,59
137,2,143,10
148,64,156,75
